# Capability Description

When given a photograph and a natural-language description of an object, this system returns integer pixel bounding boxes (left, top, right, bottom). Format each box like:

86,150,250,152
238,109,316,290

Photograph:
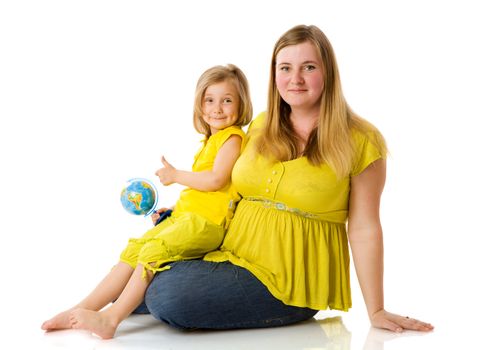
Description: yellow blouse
173,126,246,227
205,113,385,311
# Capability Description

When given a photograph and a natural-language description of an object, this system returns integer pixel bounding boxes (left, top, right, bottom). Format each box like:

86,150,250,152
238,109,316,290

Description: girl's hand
151,207,169,224
370,309,434,333
155,156,177,186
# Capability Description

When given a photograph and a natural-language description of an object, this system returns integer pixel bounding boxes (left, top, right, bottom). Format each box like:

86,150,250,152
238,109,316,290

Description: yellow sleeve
351,130,386,176
215,126,246,150
246,112,266,134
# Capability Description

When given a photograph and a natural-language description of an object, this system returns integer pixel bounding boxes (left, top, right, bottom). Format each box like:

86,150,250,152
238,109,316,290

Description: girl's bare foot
41,310,73,331
70,309,118,339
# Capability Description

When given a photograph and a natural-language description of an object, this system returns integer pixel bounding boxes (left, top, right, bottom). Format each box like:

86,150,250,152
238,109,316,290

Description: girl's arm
155,135,242,192
348,159,433,332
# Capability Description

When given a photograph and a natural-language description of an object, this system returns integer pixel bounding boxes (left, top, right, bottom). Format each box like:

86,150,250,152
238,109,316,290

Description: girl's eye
204,98,214,103
223,98,232,103
279,66,289,72
304,65,316,71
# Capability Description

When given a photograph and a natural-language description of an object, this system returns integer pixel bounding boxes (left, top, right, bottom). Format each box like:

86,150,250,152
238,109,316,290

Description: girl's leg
41,262,134,331
69,264,151,339
42,221,169,332
145,260,318,330
67,214,223,339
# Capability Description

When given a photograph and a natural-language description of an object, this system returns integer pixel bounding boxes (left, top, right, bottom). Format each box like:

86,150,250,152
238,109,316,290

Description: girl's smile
202,80,240,134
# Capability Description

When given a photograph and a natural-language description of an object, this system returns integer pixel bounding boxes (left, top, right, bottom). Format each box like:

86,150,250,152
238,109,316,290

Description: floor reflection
362,326,431,350
41,315,352,350
40,314,432,350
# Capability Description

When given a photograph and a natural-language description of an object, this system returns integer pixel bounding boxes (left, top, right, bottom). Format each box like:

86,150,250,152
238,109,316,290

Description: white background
1,0,478,349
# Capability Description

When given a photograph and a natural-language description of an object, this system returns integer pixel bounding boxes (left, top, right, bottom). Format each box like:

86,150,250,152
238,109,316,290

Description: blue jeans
135,260,317,330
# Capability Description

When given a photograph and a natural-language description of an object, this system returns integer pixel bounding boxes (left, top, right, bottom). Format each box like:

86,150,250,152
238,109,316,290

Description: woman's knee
144,268,195,329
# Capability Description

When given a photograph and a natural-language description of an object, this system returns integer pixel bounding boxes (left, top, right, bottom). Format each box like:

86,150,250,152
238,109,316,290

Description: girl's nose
213,103,223,114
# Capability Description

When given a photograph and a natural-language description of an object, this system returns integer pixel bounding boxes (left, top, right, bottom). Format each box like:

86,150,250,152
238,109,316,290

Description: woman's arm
155,135,242,192
348,159,433,332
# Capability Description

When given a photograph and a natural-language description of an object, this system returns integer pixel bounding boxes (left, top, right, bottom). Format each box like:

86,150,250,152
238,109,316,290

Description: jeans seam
233,266,264,324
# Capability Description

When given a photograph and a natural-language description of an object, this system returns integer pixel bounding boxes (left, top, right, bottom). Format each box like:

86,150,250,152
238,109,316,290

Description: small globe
120,178,158,216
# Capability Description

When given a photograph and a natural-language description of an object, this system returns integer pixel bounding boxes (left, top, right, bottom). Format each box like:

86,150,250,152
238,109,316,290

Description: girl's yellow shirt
205,113,385,311
173,126,246,227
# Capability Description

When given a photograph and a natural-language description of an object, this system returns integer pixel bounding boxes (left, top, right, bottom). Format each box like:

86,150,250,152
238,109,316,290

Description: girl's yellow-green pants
120,212,224,279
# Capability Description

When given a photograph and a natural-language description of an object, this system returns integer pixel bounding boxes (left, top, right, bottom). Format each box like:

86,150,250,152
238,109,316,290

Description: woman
142,25,433,333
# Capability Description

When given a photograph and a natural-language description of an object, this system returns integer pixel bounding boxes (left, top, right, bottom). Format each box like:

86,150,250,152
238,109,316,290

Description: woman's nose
291,69,305,84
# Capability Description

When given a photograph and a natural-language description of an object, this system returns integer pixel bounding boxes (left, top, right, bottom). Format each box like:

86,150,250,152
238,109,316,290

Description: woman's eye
223,98,232,103
280,66,289,72
304,65,316,71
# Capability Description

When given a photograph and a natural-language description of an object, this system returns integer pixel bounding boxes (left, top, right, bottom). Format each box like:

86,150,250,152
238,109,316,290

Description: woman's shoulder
351,124,387,155
350,123,387,176
246,112,267,133
351,127,374,146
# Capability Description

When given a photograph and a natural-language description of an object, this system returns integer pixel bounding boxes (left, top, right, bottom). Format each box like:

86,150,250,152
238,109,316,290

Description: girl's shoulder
215,125,246,139
209,126,246,148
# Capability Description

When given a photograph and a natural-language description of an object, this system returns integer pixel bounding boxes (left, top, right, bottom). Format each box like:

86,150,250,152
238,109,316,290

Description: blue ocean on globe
120,178,158,216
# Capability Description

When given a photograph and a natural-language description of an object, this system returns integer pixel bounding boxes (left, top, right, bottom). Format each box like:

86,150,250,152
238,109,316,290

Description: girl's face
275,41,324,112
201,80,240,134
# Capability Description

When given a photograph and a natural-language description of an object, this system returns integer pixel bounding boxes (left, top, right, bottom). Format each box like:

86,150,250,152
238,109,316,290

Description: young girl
41,64,253,339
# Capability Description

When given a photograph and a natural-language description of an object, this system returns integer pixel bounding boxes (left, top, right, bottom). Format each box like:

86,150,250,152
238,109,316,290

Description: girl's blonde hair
193,64,253,138
255,25,387,178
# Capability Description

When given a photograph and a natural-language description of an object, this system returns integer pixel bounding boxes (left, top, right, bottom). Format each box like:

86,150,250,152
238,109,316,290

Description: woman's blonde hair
193,64,253,138
255,25,387,178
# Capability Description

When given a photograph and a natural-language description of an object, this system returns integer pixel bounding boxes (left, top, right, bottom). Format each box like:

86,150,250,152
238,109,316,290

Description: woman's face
275,41,324,112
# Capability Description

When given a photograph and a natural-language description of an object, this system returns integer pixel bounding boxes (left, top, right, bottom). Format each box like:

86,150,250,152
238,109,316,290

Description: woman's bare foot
41,310,73,331
70,309,118,339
